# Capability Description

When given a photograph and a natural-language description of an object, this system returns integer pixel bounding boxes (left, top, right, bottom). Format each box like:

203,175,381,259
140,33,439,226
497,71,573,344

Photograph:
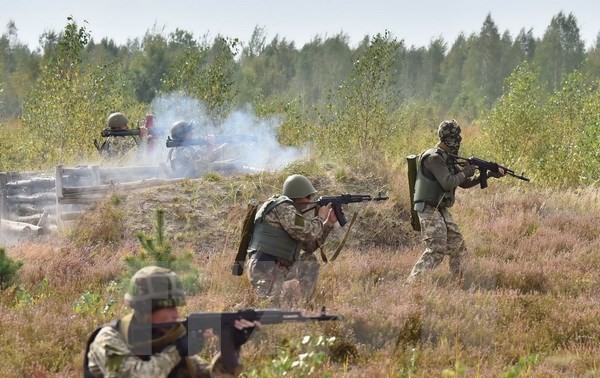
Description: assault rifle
153,307,341,371
165,134,257,148
451,155,530,189
300,193,389,227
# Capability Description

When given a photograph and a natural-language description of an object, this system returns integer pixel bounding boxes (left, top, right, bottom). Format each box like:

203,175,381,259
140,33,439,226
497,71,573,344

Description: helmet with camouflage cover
282,174,317,199
438,119,462,154
124,266,186,312
170,120,194,140
107,112,129,130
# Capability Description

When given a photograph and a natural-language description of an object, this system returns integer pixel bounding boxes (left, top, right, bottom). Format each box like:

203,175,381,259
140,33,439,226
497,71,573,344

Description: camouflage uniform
169,145,226,178
100,136,142,166
86,318,238,378
408,120,480,282
245,198,333,306
85,266,244,378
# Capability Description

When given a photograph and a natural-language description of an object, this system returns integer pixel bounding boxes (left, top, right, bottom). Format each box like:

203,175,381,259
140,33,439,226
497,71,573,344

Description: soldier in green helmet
245,174,338,306
407,120,505,284
167,120,232,178
99,112,149,165
84,266,257,377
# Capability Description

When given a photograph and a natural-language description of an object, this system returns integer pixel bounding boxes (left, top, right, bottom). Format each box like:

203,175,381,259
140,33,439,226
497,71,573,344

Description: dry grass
1,169,599,377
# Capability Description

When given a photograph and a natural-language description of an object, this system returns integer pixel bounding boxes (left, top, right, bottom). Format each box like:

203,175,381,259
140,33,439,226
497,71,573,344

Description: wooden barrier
1,164,172,236
54,164,171,223
0,171,57,235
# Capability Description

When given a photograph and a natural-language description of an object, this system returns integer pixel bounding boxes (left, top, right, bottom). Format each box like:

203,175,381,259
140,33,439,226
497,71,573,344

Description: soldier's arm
270,203,333,253
425,154,464,191
87,327,181,378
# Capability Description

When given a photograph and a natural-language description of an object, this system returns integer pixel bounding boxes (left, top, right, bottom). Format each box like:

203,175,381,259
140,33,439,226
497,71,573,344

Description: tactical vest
414,148,457,208
247,195,301,263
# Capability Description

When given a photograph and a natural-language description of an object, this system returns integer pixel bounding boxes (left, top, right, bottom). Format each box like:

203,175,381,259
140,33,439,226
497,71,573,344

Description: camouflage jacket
100,136,142,166
86,321,240,378
261,199,334,254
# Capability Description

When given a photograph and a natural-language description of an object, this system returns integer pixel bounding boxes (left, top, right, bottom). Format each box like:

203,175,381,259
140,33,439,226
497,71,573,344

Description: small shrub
0,247,23,289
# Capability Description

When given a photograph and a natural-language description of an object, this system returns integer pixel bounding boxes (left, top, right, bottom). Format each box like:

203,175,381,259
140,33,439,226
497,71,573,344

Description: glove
174,329,204,357
461,164,477,178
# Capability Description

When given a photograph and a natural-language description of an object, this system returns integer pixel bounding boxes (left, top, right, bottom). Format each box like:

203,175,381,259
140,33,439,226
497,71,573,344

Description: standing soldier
245,174,337,306
84,266,257,377
99,112,149,165
407,120,505,283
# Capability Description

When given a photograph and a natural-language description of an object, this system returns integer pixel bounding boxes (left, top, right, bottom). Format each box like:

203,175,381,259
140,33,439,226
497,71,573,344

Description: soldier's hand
318,203,338,226
232,319,260,349
139,125,149,141
490,167,506,178
461,164,477,178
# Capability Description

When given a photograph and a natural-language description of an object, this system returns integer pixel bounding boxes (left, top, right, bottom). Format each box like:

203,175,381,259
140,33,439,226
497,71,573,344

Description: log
8,203,55,215
5,177,55,190
61,177,177,197
5,192,57,204
0,219,43,235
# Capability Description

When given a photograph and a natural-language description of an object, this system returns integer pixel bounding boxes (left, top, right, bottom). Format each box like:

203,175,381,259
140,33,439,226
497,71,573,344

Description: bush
0,247,22,289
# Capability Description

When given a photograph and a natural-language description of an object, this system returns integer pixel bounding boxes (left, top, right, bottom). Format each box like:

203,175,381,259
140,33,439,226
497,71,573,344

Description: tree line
0,13,598,186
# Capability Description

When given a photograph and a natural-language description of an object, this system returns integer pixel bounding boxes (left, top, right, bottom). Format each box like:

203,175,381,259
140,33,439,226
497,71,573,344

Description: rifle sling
330,211,359,262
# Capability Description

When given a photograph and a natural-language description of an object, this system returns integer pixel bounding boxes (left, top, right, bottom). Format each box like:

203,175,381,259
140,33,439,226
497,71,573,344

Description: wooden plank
90,166,102,186
62,177,175,197
55,165,64,225
56,196,103,205
0,173,7,222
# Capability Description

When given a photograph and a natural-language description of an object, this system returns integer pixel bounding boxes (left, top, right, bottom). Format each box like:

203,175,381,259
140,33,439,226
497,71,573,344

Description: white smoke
148,92,308,171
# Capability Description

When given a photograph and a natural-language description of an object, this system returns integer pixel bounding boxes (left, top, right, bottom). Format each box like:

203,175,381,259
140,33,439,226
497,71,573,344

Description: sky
1,0,599,51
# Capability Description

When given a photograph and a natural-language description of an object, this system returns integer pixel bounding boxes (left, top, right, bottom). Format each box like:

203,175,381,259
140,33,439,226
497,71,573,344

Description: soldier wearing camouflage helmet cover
84,266,257,378
407,120,505,283
245,174,338,306
99,112,149,166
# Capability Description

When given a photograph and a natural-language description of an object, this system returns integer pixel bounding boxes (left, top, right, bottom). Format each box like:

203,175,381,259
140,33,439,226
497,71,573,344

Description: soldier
84,266,257,377
167,120,233,178
407,120,505,283
245,174,337,306
99,112,149,165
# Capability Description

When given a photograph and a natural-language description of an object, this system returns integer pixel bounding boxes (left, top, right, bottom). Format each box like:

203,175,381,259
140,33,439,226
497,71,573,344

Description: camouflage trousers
245,251,320,307
407,204,466,282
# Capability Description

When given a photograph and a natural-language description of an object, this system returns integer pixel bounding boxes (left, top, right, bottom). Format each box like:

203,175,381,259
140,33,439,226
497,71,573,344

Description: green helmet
170,120,194,140
124,266,186,311
107,112,129,129
282,174,317,199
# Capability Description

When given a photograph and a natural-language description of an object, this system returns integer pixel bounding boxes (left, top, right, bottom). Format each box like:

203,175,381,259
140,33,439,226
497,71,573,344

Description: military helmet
170,120,194,140
107,112,129,130
124,266,186,311
282,174,317,199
